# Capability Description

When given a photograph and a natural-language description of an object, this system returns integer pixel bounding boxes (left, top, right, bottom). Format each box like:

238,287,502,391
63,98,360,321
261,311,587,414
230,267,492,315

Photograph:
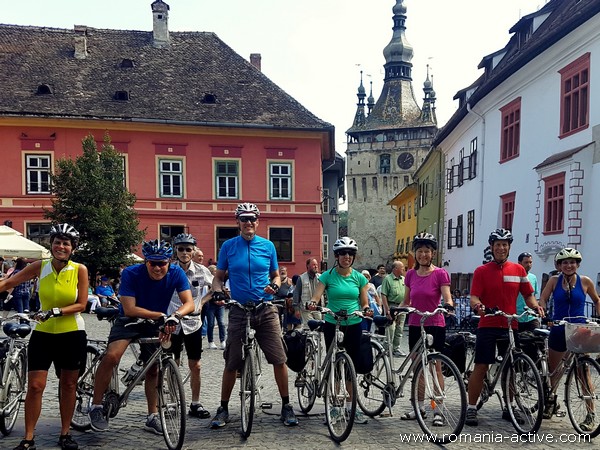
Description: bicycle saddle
307,319,325,331
373,316,391,327
2,322,32,338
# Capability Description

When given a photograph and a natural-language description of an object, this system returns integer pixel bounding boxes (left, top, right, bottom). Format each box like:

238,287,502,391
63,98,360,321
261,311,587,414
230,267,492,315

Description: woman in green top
309,236,370,424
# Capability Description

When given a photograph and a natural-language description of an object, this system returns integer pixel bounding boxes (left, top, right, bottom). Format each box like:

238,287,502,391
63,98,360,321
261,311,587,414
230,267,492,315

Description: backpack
283,330,307,373
441,333,466,375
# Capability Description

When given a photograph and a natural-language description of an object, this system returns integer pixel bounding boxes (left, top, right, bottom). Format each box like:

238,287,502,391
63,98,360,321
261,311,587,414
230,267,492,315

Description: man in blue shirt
88,240,194,434
210,203,298,428
95,276,118,307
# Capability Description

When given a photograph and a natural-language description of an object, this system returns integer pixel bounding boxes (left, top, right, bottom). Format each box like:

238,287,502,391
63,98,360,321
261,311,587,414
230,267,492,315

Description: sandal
432,413,445,427
400,409,427,420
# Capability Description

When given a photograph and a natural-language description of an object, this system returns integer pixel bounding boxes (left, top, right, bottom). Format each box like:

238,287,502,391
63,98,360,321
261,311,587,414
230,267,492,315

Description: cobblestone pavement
0,313,595,449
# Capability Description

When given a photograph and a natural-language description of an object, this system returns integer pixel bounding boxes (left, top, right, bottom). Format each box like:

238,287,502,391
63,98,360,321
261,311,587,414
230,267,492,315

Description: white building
435,0,600,291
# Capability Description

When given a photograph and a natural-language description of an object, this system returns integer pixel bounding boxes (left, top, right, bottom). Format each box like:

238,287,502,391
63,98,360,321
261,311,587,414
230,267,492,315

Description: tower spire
352,70,367,127
367,80,375,116
420,64,437,124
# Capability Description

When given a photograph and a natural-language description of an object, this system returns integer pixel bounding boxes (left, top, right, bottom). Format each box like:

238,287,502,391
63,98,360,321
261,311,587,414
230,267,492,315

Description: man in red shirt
465,228,544,426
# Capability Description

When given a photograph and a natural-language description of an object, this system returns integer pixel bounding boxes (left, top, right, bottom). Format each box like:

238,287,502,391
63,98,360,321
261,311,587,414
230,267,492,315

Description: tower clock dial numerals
397,152,414,170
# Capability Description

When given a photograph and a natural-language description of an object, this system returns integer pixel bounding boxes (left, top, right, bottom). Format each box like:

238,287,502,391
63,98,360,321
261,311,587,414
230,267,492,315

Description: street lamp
330,207,339,223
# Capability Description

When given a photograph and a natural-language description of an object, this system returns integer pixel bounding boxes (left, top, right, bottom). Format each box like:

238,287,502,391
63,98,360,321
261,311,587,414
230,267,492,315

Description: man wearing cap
95,276,118,307
210,202,299,429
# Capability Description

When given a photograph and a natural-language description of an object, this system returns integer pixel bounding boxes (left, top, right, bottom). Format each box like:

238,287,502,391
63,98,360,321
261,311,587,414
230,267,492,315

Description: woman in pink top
400,233,453,425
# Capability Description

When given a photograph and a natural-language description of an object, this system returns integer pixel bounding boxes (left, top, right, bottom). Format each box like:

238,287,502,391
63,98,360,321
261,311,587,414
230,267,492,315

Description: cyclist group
1,203,599,449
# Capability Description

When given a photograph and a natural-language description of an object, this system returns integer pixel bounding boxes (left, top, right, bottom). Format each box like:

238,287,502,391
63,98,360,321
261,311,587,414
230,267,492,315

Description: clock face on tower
397,152,414,170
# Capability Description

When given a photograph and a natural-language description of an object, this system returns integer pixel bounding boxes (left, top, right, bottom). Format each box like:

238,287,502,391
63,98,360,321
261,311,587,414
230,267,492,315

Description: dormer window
120,59,135,68
114,91,130,101
36,84,53,95
201,93,217,104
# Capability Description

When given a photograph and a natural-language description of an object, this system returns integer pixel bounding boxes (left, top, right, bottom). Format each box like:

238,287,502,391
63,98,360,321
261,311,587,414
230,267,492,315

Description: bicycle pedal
260,402,273,409
294,379,306,387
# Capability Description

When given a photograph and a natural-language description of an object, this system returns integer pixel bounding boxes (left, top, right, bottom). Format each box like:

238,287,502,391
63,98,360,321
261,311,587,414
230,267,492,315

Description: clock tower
346,0,438,269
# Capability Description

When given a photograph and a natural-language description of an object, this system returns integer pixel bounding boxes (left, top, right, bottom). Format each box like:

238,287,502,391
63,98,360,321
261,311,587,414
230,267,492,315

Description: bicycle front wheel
565,355,600,438
412,353,466,443
240,348,256,439
158,357,186,450
502,353,543,435
71,345,100,431
297,338,318,414
357,340,392,417
0,348,27,436
324,352,357,443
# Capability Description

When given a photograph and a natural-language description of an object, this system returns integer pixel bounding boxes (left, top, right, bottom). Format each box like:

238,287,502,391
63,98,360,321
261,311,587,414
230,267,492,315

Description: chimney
151,0,170,48
74,25,88,59
250,53,262,71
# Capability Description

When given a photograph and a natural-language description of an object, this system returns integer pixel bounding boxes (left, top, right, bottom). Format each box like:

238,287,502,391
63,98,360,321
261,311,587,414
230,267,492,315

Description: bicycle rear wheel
412,353,466,443
502,353,543,435
158,357,186,450
357,340,392,417
71,345,100,431
0,348,27,436
324,352,356,443
297,338,317,413
240,348,256,439
565,355,600,438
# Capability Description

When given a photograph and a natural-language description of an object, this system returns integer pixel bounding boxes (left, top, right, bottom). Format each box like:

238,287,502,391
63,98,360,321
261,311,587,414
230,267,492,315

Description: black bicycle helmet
488,228,513,245
555,247,582,263
49,223,80,247
412,232,437,251
142,239,173,261
173,233,196,246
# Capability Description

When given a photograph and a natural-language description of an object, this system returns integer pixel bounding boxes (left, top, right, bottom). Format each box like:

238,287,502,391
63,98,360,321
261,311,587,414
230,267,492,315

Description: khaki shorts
224,303,286,372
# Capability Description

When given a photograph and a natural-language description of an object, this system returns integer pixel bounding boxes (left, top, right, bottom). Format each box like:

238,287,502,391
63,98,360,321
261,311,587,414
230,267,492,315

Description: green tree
45,133,145,278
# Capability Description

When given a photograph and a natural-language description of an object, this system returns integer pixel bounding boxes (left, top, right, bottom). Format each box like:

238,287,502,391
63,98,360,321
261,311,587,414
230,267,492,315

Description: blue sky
3,0,546,151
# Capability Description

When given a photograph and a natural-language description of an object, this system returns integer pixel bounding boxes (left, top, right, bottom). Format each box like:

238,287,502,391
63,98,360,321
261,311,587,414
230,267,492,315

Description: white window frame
215,160,239,199
26,154,51,194
270,162,292,200
159,159,183,198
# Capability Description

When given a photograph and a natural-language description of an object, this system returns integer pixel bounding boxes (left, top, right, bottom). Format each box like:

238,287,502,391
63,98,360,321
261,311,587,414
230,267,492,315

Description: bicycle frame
0,323,28,417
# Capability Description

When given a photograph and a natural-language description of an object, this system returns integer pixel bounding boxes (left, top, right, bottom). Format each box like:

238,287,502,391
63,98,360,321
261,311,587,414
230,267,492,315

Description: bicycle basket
564,321,600,353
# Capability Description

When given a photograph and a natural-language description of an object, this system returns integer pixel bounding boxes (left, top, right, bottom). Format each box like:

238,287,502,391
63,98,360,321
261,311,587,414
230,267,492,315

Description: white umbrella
0,225,51,259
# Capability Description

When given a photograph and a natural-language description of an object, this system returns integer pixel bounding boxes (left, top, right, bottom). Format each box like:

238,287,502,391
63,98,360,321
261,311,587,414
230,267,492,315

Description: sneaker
189,403,211,419
58,434,78,450
465,408,478,426
89,407,109,432
353,409,368,424
220,341,226,350
328,406,343,425
211,406,230,428
13,439,36,450
393,347,407,357
144,413,162,435
502,407,525,425
208,342,218,350
580,412,595,432
432,413,446,427
280,403,299,426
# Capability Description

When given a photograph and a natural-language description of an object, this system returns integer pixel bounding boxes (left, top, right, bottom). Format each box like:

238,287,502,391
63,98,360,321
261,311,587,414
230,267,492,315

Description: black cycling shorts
28,329,87,373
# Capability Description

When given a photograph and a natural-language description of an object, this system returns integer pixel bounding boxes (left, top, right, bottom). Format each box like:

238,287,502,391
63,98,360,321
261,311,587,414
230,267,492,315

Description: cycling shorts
28,329,87,373
169,327,203,360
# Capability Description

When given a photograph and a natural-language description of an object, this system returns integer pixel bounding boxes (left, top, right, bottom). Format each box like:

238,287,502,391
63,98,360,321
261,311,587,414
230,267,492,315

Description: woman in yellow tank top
0,223,88,450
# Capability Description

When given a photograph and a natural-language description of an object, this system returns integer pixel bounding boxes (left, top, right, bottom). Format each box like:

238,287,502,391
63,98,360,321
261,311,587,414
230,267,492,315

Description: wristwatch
52,307,62,317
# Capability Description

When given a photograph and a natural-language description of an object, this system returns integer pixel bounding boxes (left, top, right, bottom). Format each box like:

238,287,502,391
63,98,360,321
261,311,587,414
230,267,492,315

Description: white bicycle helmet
555,247,582,263
173,233,196,246
49,223,80,247
412,232,437,250
235,202,260,218
332,237,358,254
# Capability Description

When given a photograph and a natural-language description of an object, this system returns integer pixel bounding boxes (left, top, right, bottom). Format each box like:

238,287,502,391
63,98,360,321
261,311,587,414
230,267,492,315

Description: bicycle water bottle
121,359,143,384
489,355,503,379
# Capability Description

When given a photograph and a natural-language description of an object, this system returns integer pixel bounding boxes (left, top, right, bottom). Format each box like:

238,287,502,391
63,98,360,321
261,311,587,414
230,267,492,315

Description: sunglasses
177,247,194,253
336,250,356,257
239,216,258,223
147,260,169,267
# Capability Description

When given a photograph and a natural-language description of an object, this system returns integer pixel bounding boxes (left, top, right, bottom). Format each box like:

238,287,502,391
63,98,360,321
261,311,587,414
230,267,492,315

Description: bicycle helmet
49,223,80,247
235,202,260,218
555,247,582,263
488,228,513,245
142,239,173,261
332,237,358,254
173,233,196,246
412,232,437,250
